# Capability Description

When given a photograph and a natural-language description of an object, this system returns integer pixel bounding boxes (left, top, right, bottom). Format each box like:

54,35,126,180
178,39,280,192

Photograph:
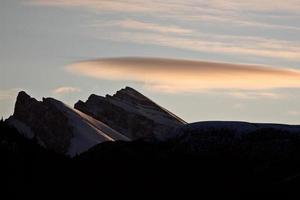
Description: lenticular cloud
66,57,300,93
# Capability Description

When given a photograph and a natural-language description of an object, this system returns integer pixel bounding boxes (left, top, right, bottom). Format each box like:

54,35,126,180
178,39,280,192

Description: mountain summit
3,88,300,194
75,87,186,139
5,87,185,156
6,91,129,156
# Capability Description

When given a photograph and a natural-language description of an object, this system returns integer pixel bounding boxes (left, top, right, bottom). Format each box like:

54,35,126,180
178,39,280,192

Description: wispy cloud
66,57,300,93
29,0,300,29
28,0,300,62
227,91,282,99
95,19,193,35
101,31,300,61
287,111,300,116
29,0,300,14
87,15,300,61
233,103,245,110
0,88,23,101
52,86,81,95
92,18,300,60
207,0,300,13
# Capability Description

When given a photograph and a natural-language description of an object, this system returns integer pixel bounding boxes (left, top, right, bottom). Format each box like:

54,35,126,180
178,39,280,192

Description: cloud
233,103,245,109
227,91,282,99
66,57,300,93
28,0,300,62
101,32,300,61
29,0,300,29
92,19,300,61
52,87,81,95
0,88,23,101
95,19,193,35
29,0,300,14
287,111,300,116
180,14,300,31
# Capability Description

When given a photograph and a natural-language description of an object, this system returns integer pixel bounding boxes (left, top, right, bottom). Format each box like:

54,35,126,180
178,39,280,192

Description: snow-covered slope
6,91,130,157
75,87,186,140
46,98,129,156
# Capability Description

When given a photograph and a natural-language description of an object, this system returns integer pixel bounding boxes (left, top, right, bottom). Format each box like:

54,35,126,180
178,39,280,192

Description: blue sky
1,0,300,124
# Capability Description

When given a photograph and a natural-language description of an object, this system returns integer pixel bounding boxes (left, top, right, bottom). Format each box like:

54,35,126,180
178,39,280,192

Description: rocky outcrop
8,91,73,154
5,87,185,155
75,87,186,139
7,91,129,156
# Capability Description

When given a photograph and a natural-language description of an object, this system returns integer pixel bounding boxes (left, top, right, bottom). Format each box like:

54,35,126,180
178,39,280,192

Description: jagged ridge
6,91,129,156
75,86,186,139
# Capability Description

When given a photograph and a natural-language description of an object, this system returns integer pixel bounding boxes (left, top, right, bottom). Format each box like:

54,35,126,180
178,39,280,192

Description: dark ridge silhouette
1,119,300,197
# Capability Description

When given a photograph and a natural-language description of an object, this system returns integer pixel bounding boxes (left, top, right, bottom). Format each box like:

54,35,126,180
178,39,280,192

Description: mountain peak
110,87,156,108
14,91,38,118
115,86,143,96
8,91,128,156
17,90,30,98
124,86,140,94
16,91,31,103
75,87,185,139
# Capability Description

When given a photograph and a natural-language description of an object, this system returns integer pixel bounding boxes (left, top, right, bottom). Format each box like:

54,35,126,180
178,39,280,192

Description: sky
1,0,300,124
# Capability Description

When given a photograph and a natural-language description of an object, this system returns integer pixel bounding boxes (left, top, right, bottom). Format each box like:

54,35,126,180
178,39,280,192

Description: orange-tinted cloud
52,87,81,95
66,57,300,93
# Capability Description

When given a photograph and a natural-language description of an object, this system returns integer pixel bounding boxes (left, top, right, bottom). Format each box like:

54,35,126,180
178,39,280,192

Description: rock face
7,91,129,156
75,87,186,139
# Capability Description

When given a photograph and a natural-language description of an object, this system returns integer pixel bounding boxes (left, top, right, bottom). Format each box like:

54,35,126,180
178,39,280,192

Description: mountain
2,88,300,196
172,121,300,161
75,86,186,140
73,121,300,194
4,87,185,156
6,91,129,156
1,119,300,196
174,121,300,137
